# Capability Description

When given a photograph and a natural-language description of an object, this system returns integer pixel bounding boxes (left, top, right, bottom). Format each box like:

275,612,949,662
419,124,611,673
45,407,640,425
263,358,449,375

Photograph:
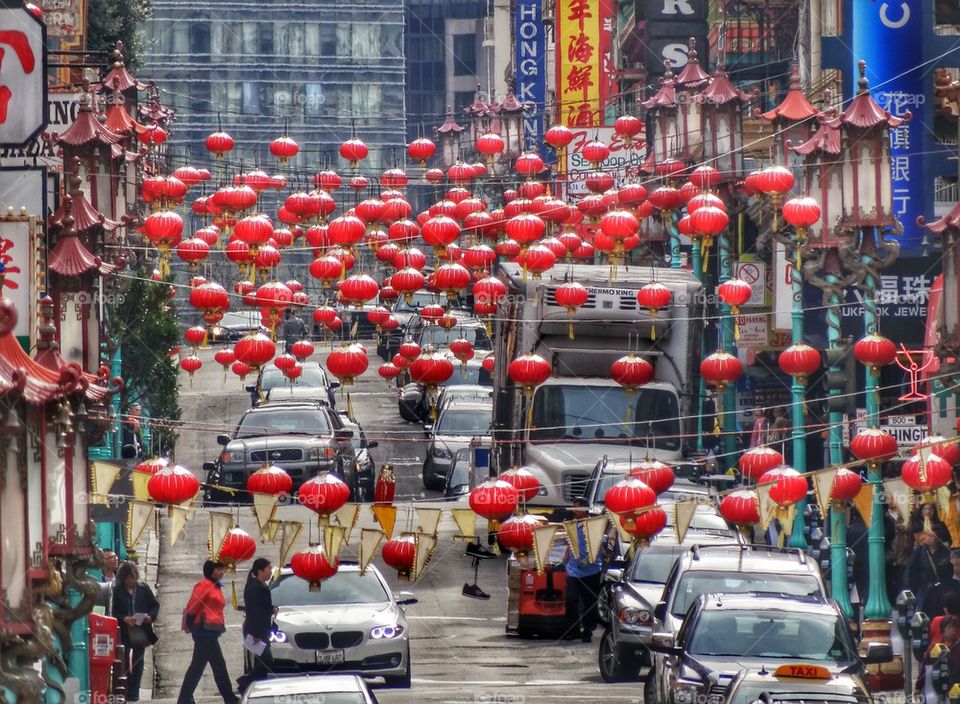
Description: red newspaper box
89,614,118,703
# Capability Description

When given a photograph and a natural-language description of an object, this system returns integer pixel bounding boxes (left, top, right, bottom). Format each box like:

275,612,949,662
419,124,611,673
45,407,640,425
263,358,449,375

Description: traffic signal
824,338,858,415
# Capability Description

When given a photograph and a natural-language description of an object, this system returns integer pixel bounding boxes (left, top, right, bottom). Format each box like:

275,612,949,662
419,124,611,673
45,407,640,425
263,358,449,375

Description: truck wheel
598,627,636,682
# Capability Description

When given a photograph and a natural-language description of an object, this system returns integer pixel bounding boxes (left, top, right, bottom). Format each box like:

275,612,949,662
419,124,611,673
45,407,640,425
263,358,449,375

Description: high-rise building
142,0,407,171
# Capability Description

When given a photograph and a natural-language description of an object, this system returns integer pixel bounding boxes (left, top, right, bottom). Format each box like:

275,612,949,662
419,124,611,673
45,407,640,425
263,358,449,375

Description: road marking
407,615,507,621
387,456,423,463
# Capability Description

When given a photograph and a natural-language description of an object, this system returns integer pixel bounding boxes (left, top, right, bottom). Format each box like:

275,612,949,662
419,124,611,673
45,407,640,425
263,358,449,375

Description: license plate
316,649,344,665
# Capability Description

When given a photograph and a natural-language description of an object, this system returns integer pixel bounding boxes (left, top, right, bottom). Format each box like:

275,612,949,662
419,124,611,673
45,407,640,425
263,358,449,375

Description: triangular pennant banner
562,520,583,560
532,524,558,574
607,509,632,543
813,468,838,517
324,524,347,561
756,484,777,530
938,486,952,519
675,501,698,545
90,461,120,504
882,477,911,523
334,503,361,543
208,511,235,561
127,501,154,551
779,505,796,536
252,492,280,532
278,521,303,567
264,519,281,543
132,470,151,502
169,505,193,546
853,483,875,527
415,507,443,536
412,532,437,582
371,504,397,539
583,515,609,564
359,528,385,575
451,508,477,540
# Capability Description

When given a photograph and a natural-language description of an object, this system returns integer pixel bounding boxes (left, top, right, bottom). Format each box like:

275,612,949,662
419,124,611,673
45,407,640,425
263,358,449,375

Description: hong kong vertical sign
516,0,546,155
557,0,613,127
0,6,48,147
852,2,921,253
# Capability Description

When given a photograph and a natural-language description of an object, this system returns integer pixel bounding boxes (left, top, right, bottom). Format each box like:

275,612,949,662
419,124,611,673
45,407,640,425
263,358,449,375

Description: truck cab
492,262,703,506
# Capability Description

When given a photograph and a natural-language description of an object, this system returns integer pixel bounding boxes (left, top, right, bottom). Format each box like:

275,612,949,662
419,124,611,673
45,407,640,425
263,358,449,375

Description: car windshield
420,324,491,350
686,610,857,661
671,572,822,617
437,408,492,435
394,291,451,312
629,547,684,584
271,572,389,606
260,366,327,391
248,694,366,704
728,682,861,704
530,385,680,450
235,408,331,438
440,366,492,387
446,451,483,491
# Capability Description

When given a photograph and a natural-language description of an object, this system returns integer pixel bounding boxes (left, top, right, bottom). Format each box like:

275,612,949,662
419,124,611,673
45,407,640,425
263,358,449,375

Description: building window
305,83,325,118
454,90,474,113
452,34,476,76
190,23,210,56
242,82,260,115
259,23,274,56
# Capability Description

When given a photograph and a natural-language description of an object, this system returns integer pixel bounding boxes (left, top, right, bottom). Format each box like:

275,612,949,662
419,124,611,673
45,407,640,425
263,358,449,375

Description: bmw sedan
268,564,417,687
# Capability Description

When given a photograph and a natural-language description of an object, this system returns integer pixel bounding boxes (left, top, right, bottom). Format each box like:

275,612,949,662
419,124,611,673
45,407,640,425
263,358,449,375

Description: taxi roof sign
773,664,832,680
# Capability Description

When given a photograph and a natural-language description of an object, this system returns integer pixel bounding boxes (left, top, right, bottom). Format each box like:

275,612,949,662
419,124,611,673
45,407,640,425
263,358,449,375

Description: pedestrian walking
282,308,307,351
748,408,769,449
112,562,159,702
177,560,239,704
905,506,952,613
562,498,604,643
237,558,277,695
96,549,119,615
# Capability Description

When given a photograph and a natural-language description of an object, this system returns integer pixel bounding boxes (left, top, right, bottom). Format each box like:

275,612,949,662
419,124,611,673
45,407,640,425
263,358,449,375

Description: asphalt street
145,341,641,704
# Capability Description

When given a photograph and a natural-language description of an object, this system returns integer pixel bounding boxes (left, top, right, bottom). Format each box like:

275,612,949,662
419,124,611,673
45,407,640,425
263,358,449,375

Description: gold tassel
231,579,238,609
526,395,534,429
651,324,656,341
734,321,740,342
347,392,354,418
568,320,574,340
712,417,721,435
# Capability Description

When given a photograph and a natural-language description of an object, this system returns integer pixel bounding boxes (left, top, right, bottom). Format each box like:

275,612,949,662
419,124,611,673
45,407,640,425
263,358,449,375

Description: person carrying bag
111,562,159,702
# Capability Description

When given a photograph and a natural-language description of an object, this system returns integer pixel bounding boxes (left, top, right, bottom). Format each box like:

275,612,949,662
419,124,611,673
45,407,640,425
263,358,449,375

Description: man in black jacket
111,562,160,702
237,558,276,694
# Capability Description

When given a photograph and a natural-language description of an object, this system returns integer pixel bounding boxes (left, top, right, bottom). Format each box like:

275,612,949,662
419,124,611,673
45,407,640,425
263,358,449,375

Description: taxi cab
723,665,873,704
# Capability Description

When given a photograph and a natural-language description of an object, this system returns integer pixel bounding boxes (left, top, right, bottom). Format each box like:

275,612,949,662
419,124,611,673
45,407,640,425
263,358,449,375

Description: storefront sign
0,8,48,147
0,91,80,169
562,127,646,197
556,0,613,127
0,214,38,346
736,314,768,349
516,0,546,153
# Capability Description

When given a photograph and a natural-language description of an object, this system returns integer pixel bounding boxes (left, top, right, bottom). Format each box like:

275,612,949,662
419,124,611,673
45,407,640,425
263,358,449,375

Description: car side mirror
120,444,137,459
607,558,628,571
395,591,417,606
654,601,667,622
244,384,256,394
649,632,680,654
334,428,354,440
423,424,434,434
366,440,379,449
217,434,231,446
330,380,341,389
604,568,623,583
202,462,217,473
863,641,893,664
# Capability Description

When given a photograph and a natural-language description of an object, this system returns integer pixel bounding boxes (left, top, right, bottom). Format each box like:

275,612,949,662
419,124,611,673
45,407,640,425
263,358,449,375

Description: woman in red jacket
176,560,239,704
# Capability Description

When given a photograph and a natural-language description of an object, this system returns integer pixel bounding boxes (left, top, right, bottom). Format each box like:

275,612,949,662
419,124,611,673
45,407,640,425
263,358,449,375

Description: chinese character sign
515,0,546,153
0,219,35,341
556,0,612,127
852,3,922,253
0,8,47,147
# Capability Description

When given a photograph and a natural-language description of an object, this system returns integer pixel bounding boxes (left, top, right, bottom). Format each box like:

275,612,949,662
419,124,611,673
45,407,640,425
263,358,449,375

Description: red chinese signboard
556,0,613,127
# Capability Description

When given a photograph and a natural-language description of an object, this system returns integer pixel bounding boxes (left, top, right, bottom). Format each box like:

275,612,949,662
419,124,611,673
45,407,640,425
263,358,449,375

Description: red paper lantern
756,165,795,197
410,351,454,386
326,343,369,386
700,351,742,389
515,152,545,176
782,196,821,230
637,282,672,315
247,464,293,496
581,140,610,165
270,135,299,162
499,467,541,502
630,460,675,495
298,473,351,516
544,124,574,149
902,453,952,494
738,446,784,481
291,544,339,591
217,528,257,569
481,356,495,373
497,515,546,556
339,137,368,167
232,361,252,379
378,363,401,383
830,469,863,503
399,340,421,359
508,353,551,395
448,338,475,366
717,278,752,314
849,428,898,464
611,353,654,392
614,114,643,141
720,490,760,525
407,137,437,166
690,165,720,189
205,130,235,157
758,467,808,508
778,343,821,383
854,333,897,373
620,506,668,541
340,274,380,308
290,340,314,361
469,479,520,520
148,465,200,505
917,436,960,467
180,355,202,378
600,210,639,240
214,348,236,371
604,477,656,516
689,205,729,240
381,535,417,579
476,132,505,158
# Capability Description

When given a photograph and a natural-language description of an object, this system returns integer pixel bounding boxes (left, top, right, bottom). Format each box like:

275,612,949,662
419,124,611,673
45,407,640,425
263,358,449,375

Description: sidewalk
139,522,161,702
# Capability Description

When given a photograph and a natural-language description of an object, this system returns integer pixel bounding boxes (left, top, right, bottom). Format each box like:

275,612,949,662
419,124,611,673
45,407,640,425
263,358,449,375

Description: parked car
337,410,378,501
583,456,734,512
240,674,379,704
267,564,416,687
443,448,488,500
249,361,339,408
210,310,262,343
398,356,493,422
422,399,493,490
647,593,889,704
721,666,874,704
436,384,493,414
203,401,355,504
376,290,465,359
596,523,739,683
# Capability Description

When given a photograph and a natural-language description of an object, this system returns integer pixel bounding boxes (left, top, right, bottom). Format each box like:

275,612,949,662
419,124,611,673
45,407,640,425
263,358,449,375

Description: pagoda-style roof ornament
48,200,108,278
56,92,123,149
697,65,752,107
674,38,710,90
790,91,842,157
463,85,491,119
436,110,465,135
759,62,818,123
918,201,960,235
841,60,909,129
99,42,148,93
641,61,677,110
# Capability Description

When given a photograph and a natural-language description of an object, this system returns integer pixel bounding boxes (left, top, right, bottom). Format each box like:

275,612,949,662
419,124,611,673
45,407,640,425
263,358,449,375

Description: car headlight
370,624,405,639
220,451,239,463
269,629,288,644
619,607,652,625
674,681,704,704
308,446,336,461
432,445,452,459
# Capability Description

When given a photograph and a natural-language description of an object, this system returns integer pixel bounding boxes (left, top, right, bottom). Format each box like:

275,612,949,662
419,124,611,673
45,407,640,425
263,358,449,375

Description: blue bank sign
852,1,923,253
515,0,546,154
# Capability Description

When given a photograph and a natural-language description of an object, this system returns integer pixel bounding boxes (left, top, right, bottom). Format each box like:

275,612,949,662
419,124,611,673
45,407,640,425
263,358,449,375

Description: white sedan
240,674,378,703
267,565,416,687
